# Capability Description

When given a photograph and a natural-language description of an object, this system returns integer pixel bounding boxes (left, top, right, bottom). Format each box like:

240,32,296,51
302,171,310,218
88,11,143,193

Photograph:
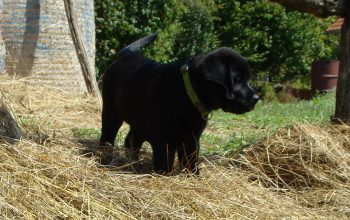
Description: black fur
100,34,259,174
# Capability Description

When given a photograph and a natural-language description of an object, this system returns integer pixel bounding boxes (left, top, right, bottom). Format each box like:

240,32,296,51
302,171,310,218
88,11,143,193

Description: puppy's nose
252,94,260,104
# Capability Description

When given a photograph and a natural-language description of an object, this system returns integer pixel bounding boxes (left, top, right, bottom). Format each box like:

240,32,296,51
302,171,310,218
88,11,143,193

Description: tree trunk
64,0,101,101
334,9,350,122
270,0,347,17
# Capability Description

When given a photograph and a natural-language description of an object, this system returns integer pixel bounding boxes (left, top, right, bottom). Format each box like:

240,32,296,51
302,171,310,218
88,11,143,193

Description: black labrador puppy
100,33,259,174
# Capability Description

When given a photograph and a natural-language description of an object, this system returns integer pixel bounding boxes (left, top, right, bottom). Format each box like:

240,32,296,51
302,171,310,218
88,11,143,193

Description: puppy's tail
119,33,157,56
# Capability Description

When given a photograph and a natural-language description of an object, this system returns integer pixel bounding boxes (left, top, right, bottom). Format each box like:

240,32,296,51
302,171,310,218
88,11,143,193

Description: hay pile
239,124,350,189
238,124,350,214
0,75,350,219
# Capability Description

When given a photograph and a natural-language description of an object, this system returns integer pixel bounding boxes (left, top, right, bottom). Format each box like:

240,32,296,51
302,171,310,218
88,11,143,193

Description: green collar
181,64,210,119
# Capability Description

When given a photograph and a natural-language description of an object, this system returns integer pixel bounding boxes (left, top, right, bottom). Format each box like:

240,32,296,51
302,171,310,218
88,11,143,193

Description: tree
270,0,350,122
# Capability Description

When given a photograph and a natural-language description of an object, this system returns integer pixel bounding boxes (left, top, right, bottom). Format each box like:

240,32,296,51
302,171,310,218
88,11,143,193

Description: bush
95,0,339,85
215,0,339,83
254,81,277,102
95,0,218,76
171,0,219,59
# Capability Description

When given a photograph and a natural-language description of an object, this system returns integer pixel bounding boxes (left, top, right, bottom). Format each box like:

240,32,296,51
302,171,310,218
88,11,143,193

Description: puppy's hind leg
124,128,144,162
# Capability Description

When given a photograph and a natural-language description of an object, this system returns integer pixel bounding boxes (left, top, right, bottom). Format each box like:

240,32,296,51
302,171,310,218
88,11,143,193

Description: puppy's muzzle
252,94,260,104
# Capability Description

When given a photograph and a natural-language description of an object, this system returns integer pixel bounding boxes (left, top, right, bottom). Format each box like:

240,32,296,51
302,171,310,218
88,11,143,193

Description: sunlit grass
202,92,335,155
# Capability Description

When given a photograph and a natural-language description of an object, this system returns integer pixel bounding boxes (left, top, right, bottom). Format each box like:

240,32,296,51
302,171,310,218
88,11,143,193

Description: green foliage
95,0,218,75
254,81,277,102
95,0,340,84
94,0,184,74
172,0,219,59
216,0,339,83
94,1,126,74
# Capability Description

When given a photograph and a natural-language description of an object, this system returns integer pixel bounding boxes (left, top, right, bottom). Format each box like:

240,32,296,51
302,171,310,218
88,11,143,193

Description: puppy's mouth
222,99,258,114
223,106,254,114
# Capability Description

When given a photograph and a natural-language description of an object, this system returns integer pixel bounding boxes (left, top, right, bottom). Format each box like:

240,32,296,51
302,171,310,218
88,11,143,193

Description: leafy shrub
255,81,277,102
215,0,339,83
95,0,339,85
172,0,219,59
95,0,218,76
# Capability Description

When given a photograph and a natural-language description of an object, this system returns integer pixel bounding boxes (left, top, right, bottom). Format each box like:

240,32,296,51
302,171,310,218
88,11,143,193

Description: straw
0,75,349,219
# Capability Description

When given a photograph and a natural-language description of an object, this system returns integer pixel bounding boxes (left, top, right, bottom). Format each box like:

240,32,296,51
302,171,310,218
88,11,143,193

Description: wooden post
64,0,101,101
334,9,350,122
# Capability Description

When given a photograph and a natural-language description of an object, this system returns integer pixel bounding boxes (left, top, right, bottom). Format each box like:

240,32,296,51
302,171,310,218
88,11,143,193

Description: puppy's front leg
100,107,123,146
151,143,176,174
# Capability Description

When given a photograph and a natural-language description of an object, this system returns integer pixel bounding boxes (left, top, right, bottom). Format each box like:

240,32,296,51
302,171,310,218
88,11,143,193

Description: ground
0,76,349,219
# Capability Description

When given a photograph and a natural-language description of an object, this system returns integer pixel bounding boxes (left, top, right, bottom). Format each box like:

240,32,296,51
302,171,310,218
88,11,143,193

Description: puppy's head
194,47,259,114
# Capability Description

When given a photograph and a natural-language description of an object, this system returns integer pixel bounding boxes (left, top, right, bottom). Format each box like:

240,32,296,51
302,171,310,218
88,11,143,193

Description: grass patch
20,117,40,130
201,92,335,154
72,128,101,139
245,92,335,129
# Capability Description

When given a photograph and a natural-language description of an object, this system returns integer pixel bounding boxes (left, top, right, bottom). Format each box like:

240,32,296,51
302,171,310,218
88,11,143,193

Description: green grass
20,117,40,130
72,128,101,139
201,92,335,155
245,92,335,128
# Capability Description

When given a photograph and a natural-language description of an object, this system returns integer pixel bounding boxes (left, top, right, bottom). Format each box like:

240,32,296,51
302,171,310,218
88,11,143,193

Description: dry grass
0,75,349,219
238,124,350,216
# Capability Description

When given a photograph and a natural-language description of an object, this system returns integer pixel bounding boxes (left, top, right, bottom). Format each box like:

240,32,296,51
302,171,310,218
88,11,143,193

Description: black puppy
100,33,259,174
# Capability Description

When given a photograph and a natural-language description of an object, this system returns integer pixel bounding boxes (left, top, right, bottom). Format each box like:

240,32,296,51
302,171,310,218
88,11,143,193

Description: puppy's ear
200,55,227,86
196,49,236,100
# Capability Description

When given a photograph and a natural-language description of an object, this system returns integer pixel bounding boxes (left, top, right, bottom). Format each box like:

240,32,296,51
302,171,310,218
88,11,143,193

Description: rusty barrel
311,60,339,93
